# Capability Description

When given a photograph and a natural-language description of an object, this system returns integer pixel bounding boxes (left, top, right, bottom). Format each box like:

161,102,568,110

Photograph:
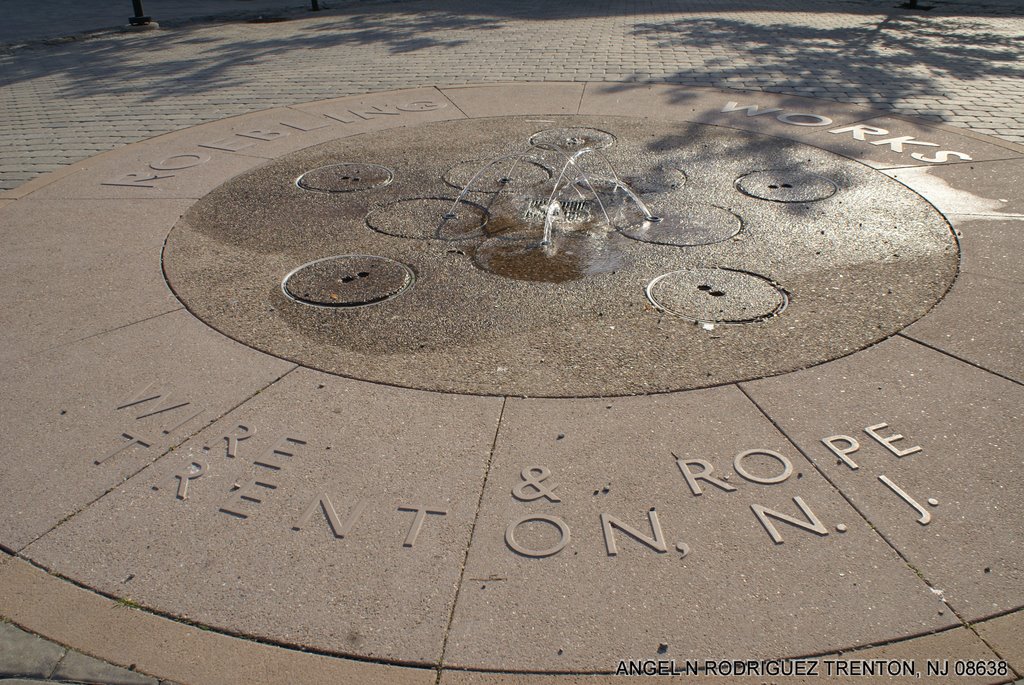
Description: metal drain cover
297,163,393,193
529,127,616,151
366,197,489,240
444,158,551,193
282,255,413,307
621,202,741,247
736,169,838,203
646,268,787,323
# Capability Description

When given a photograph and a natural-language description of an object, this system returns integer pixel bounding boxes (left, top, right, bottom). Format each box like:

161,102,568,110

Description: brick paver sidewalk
1,0,1022,190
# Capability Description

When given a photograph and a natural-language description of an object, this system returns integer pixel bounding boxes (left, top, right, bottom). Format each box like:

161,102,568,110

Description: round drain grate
735,169,838,203
444,158,551,193
529,127,616,152
646,268,788,324
296,163,393,193
365,197,489,240
282,255,413,307
620,202,741,247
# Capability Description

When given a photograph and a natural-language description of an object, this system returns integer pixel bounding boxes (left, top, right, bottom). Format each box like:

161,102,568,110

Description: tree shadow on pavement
0,9,506,96
0,0,1020,112
625,14,1023,107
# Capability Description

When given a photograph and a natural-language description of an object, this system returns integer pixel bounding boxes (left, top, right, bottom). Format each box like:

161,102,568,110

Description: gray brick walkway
2,0,1023,190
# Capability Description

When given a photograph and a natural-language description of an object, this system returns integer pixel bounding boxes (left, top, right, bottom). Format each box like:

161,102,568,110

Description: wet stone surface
473,232,627,283
444,158,551,193
283,255,414,307
163,115,958,397
619,202,741,247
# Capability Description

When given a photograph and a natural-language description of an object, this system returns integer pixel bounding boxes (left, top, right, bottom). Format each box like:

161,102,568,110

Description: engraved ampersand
512,466,561,503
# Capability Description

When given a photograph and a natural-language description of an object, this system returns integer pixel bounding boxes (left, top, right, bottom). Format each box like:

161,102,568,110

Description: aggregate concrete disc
3,83,1023,682
163,114,958,397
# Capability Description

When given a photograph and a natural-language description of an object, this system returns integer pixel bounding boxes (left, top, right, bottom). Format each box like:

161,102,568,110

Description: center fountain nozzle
445,137,660,249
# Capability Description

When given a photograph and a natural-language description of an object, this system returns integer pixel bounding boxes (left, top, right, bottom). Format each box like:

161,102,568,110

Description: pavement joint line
878,156,1024,171
434,85,471,121
16,364,300,556
435,397,507,681
433,618,1012,677
960,614,1024,682
734,382,961,630
0,581,166,683
45,644,69,680
896,332,1024,388
957,272,1024,286
4,307,186,375
4,548,443,675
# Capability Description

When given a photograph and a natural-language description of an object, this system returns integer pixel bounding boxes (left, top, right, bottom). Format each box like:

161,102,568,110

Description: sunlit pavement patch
1,83,1021,681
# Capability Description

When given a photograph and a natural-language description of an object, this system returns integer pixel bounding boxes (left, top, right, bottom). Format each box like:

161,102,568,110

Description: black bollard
129,0,153,25
311,0,321,10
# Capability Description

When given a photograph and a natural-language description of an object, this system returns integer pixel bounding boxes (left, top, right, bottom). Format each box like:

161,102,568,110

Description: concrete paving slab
832,626,1013,684
580,83,882,142
882,159,1024,218
52,650,158,685
0,198,190,364
797,116,1024,170
0,165,85,201
0,309,294,552
1,82,1022,682
123,106,400,162
883,115,1024,156
742,336,1024,622
579,82,741,120
23,138,267,201
976,612,1024,675
290,87,465,138
0,622,64,678
440,83,585,117
0,555,434,685
903,273,1024,383
443,386,953,672
951,216,1024,283
440,626,1010,683
106,100,464,165
23,369,501,664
